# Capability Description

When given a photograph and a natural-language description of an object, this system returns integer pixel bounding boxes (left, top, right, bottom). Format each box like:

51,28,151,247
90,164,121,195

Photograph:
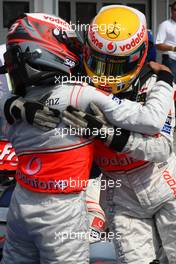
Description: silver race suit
96,76,176,264
0,76,173,264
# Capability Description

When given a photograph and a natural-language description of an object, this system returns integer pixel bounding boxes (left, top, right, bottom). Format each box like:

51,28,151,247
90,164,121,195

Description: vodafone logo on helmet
43,15,70,29
89,29,103,49
44,15,66,25
119,25,146,52
106,42,117,53
29,13,70,29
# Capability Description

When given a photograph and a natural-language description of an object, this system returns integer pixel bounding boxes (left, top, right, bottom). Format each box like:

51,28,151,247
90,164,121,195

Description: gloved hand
63,102,114,139
88,211,106,244
4,96,61,131
86,177,106,244
63,102,130,152
89,102,109,126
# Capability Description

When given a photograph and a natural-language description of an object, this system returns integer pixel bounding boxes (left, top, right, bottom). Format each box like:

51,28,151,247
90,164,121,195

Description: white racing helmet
83,5,148,94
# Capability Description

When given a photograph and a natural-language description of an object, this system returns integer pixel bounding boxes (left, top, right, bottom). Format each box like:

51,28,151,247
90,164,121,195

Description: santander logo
119,25,146,52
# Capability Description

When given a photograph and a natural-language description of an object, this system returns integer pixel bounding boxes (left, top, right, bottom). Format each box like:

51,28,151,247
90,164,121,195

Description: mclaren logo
106,22,120,39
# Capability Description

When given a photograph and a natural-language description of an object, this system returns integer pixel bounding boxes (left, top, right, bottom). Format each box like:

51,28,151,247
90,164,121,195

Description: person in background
156,1,176,81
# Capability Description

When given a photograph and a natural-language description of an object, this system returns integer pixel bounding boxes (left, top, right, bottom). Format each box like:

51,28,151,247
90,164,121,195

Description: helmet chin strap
113,75,138,101
131,64,154,101
115,90,133,100
130,76,141,101
114,64,154,101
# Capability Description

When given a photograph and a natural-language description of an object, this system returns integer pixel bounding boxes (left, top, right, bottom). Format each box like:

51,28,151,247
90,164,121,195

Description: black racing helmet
3,13,83,95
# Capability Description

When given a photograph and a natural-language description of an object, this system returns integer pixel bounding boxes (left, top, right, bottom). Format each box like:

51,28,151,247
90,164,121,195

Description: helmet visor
85,43,146,77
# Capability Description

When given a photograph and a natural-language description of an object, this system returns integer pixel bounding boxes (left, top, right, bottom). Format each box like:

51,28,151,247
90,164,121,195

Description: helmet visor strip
85,42,146,77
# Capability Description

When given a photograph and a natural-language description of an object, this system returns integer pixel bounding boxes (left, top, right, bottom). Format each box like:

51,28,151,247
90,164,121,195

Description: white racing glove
88,207,106,244
86,176,106,244
63,102,130,152
4,96,61,131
